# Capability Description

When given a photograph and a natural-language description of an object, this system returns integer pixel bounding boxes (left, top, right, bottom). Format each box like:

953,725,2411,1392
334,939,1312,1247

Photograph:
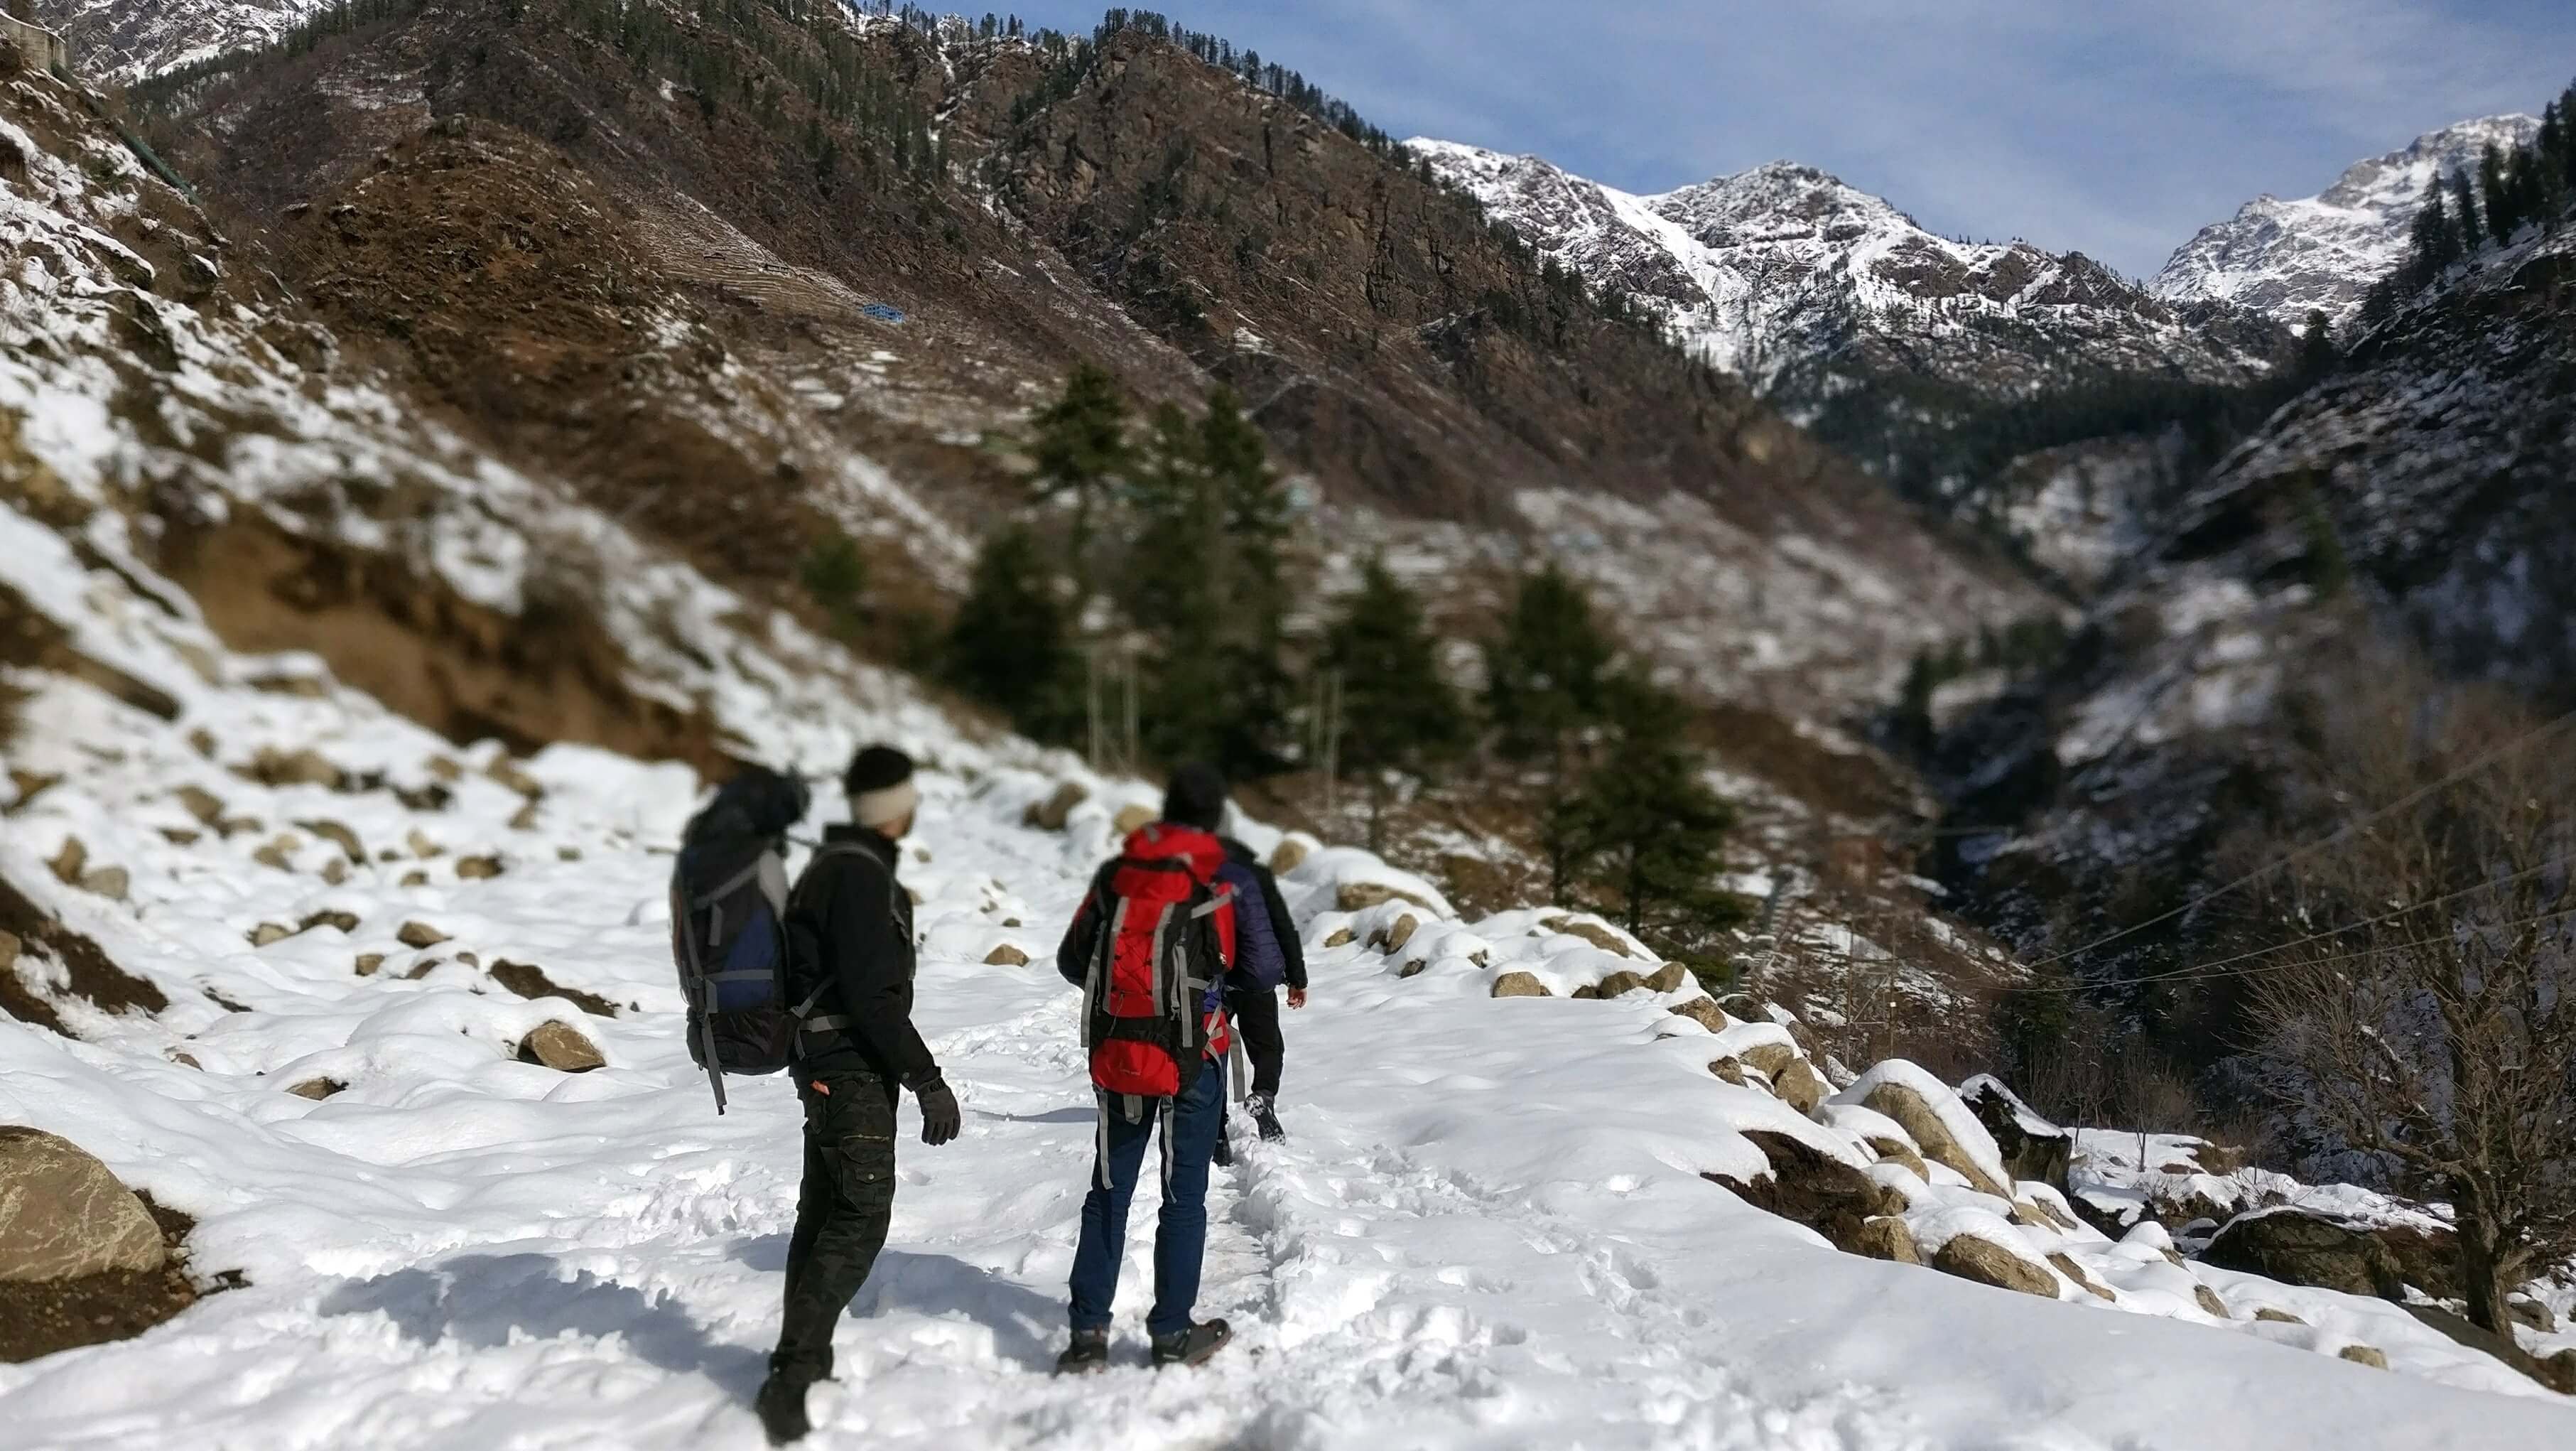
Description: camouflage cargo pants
770,1069,898,1384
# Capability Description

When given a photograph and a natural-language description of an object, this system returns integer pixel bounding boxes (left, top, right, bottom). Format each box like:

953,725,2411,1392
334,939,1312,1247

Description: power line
2016,704,2576,976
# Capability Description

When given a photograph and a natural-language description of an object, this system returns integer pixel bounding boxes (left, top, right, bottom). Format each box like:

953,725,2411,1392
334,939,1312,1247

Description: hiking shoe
1150,1319,1233,1369
1246,1094,1285,1142
1212,1132,1235,1168
1054,1329,1112,1376
754,1373,813,1445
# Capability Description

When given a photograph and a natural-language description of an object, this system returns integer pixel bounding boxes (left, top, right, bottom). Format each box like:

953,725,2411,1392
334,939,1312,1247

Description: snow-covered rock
2153,115,2542,328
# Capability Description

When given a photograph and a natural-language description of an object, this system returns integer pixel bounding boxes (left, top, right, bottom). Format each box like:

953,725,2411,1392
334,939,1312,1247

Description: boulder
2254,1307,2307,1325
1336,881,1434,914
167,1051,201,1070
1770,1058,1829,1115
1708,1131,1907,1256
396,922,451,950
355,954,385,976
406,829,444,861
519,1021,605,1072
48,837,86,885
1930,1234,2060,1298
401,870,431,888
2202,1209,2417,1302
1368,913,1421,954
1491,971,1551,998
1321,927,1355,949
1856,1079,2013,1199
1539,917,1632,959
1267,836,1311,875
77,868,130,902
1641,961,1689,993
299,911,360,936
1110,804,1156,836
2194,1284,2232,1318
175,786,225,825
2507,1295,2558,1334
1866,1136,1930,1181
246,923,293,949
320,860,350,886
1959,1075,2074,1194
1667,997,1728,1032
298,819,365,861
1707,1057,1747,1086
427,757,465,782
0,1128,167,1282
455,856,504,880
2337,1344,2388,1370
2540,1350,2576,1398
1022,782,1086,831
249,748,344,789
509,802,540,832
1852,1214,1922,1265
2048,1252,2115,1300
1590,970,1647,998
286,1078,345,1101
983,944,1031,967
487,758,543,798
252,836,303,871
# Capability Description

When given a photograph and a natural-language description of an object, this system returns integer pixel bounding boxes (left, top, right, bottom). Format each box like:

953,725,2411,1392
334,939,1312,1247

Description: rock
402,959,440,981
2194,1284,2232,1318
254,835,306,871
0,1127,167,1281
188,728,218,758
48,837,86,885
2047,1252,2115,1300
1110,804,1155,836
1708,1057,1746,1086
1397,959,1427,978
175,786,225,825
286,1078,345,1101
167,1051,201,1070
249,748,344,789
2338,1344,2389,1370
298,819,365,861
2201,1209,2415,1302
1267,837,1311,875
1852,1214,1922,1265
1022,782,1087,831
1641,961,1689,993
1741,1042,1799,1079
396,783,453,813
2540,1349,2576,1397
1865,1136,1931,1181
509,802,540,832
458,952,481,969
1336,881,1435,914
396,922,450,949
321,858,350,886
1770,1058,1829,1115
247,923,293,948
455,856,504,880
1930,1234,2060,1298
355,954,385,976
2507,1295,2557,1334
1709,1131,1907,1255
1588,970,1648,998
1321,927,1355,949
401,870,430,888
427,757,464,782
487,758,543,798
1368,914,1421,954
1857,1079,2013,1199
983,944,1030,967
1959,1076,2074,1194
519,1021,605,1073
159,829,201,846
1539,916,1632,958
2254,1307,2307,1325
299,911,359,936
77,868,130,902
406,829,444,860
1491,971,1551,998
2012,1197,2081,1234
489,961,619,1018
558,847,583,862
1667,997,1729,1032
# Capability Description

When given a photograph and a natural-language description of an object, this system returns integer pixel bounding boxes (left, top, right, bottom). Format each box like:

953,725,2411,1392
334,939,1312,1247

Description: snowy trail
4,649,2575,1447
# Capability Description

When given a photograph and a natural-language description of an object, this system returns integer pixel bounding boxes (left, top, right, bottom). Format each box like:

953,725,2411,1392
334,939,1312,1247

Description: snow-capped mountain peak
2151,114,2542,327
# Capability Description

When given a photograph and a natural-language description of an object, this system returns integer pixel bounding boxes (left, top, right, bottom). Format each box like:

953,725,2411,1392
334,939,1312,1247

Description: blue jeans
1068,1055,1225,1338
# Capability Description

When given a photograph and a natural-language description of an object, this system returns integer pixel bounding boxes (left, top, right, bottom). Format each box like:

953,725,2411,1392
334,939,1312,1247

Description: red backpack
1078,824,1237,1104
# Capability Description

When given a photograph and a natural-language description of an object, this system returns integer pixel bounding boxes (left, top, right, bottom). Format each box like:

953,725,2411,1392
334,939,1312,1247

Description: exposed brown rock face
0,1128,166,1283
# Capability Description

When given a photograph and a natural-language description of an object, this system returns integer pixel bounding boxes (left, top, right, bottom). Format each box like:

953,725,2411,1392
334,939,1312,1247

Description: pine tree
2451,169,2484,252
2295,308,2337,382
1324,559,1468,848
1484,564,1615,899
1893,649,1938,757
2405,176,2455,286
946,524,1082,743
1563,674,1740,942
1030,362,1130,600
1198,387,1293,775
2481,142,2517,242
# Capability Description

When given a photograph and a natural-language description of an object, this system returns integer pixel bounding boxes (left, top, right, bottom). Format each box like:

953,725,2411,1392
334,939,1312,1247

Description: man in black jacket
756,745,963,1445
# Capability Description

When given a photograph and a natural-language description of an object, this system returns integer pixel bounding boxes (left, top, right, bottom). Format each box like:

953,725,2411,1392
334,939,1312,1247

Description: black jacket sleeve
820,851,938,1085
1252,864,1306,990
1056,868,1108,988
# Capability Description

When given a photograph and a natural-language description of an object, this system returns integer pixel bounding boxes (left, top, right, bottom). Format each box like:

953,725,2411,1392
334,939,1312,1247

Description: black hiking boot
1212,1131,1234,1168
1054,1328,1112,1376
1246,1094,1285,1142
754,1372,814,1445
1150,1319,1233,1369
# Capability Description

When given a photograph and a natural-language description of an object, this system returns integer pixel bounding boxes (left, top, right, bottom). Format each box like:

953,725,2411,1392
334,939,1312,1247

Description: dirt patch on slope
0,1194,237,1364
0,868,170,1036
153,514,736,776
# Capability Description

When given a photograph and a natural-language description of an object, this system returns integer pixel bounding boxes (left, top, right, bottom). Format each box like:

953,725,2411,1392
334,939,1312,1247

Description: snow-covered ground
5,523,2573,1449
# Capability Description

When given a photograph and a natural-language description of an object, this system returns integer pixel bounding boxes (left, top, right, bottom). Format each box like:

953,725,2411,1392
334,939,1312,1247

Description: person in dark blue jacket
1160,764,1307,1149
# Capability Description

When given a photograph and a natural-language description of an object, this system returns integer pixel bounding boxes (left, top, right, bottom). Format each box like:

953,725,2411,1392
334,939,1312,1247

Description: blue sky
994,1,2576,279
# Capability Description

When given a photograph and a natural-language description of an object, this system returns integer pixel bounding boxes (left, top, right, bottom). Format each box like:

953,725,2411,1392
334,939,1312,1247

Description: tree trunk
1366,772,1386,853
2456,1197,2511,1336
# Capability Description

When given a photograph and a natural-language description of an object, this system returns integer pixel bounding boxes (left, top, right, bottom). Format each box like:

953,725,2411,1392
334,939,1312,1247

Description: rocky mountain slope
2153,115,2542,329
30,0,318,85
1409,139,2290,485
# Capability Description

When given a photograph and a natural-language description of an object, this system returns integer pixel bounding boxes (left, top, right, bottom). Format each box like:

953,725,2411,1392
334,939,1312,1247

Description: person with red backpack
1050,772,1243,1374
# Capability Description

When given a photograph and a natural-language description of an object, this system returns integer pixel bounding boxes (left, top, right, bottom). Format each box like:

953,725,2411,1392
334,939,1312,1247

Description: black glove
912,1073,961,1147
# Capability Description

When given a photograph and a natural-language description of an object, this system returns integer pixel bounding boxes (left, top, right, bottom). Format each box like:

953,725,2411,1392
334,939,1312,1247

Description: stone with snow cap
0,1127,166,1282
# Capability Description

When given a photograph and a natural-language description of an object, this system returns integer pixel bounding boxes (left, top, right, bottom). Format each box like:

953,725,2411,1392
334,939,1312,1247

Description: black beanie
1162,762,1228,832
843,745,915,796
